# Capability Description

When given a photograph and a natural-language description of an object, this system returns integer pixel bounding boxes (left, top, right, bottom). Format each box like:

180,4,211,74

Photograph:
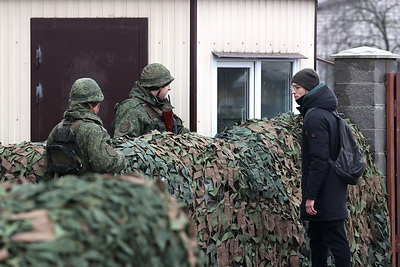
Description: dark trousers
307,220,350,267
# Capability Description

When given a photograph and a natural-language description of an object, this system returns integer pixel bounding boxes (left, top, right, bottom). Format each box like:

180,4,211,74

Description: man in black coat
292,68,350,267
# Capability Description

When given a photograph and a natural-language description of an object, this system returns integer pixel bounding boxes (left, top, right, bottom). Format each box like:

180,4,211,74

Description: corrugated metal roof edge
212,52,307,59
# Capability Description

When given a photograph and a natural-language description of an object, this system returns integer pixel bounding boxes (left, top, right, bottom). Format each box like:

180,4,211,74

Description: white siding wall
0,0,190,144
0,0,315,143
196,0,316,136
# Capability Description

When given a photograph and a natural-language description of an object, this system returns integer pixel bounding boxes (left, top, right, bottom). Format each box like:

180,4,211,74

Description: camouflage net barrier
0,142,45,183
213,115,390,266
0,113,391,266
0,173,200,266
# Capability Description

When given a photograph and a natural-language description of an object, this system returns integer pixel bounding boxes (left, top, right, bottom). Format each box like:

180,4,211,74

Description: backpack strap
304,107,341,122
70,119,84,130
69,119,84,166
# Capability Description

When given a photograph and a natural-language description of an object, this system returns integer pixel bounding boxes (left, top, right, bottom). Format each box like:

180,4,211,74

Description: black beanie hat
292,68,320,91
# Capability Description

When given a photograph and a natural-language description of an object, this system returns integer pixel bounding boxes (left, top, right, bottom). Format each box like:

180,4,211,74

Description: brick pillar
331,46,399,176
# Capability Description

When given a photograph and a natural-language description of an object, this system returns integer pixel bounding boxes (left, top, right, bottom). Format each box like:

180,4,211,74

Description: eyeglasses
292,85,303,90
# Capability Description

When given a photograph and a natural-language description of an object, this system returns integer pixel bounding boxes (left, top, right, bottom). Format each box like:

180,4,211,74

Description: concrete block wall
331,47,399,177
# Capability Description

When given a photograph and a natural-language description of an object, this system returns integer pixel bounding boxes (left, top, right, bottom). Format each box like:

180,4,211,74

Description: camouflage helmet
139,63,174,89
69,78,104,105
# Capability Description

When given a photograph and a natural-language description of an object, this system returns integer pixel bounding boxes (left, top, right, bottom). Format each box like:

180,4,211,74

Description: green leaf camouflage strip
0,113,391,266
0,173,201,267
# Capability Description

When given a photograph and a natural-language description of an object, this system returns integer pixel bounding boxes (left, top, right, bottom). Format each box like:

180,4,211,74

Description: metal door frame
386,72,400,267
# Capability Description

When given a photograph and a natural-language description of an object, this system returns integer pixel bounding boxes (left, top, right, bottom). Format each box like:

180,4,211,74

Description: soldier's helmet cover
139,63,175,89
69,78,104,105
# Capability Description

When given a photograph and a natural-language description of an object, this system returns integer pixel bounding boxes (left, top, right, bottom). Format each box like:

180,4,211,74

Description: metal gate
386,72,400,267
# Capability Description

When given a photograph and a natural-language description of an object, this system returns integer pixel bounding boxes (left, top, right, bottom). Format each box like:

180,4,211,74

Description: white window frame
212,61,254,136
212,57,300,136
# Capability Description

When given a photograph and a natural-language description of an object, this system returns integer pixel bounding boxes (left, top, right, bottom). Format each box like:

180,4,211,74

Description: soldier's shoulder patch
106,146,118,157
119,122,131,133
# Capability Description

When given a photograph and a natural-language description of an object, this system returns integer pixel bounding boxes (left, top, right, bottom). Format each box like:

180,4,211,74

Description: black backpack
304,108,366,185
46,119,84,176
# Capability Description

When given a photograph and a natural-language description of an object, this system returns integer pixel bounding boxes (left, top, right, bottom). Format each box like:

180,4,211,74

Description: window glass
215,60,295,134
217,68,249,132
260,61,292,118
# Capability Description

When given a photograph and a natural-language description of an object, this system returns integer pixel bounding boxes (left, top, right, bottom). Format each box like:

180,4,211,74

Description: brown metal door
31,18,148,141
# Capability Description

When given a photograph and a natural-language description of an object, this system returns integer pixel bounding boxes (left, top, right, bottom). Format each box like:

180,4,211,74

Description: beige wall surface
196,0,316,136
0,0,315,144
0,0,190,144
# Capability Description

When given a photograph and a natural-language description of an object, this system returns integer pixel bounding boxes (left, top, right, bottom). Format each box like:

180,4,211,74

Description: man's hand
306,199,317,215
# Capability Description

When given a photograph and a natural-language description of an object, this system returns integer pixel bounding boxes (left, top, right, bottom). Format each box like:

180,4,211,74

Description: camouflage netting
0,113,391,266
0,173,201,267
0,142,45,183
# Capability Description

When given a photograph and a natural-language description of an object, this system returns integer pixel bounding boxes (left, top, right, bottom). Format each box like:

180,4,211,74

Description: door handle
36,45,42,68
36,82,43,104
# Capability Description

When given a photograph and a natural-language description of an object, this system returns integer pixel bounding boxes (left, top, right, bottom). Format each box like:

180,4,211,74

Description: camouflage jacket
113,82,190,138
45,104,126,177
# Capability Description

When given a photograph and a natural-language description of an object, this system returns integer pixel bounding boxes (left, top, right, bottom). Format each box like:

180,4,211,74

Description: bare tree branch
317,0,400,58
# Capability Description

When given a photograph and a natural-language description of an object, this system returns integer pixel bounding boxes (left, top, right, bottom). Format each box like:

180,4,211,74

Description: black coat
297,83,348,221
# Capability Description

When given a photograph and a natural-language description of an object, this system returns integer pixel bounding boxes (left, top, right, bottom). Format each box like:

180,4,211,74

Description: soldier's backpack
46,119,84,176
304,108,366,185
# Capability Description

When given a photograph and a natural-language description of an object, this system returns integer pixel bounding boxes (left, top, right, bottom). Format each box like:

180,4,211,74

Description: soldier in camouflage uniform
113,63,190,138
44,78,126,178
